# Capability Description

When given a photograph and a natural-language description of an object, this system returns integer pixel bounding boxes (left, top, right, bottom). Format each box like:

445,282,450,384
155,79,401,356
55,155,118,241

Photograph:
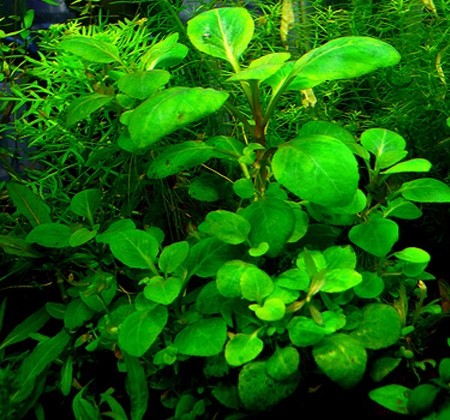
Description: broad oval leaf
143,276,183,305
59,36,121,63
369,385,410,415
118,306,168,357
66,93,113,127
240,265,274,303
26,223,72,248
141,33,189,70
266,346,300,381
187,7,254,68
198,210,251,245
225,333,264,366
250,298,286,321
350,303,402,349
124,87,229,151
399,178,450,203
312,333,367,389
354,272,385,299
117,70,171,100
393,247,430,264
349,217,399,257
216,259,251,298
272,134,359,207
174,318,227,356
291,36,401,89
322,268,362,293
158,241,190,274
109,229,159,269
381,158,432,174
228,52,291,81
69,189,101,223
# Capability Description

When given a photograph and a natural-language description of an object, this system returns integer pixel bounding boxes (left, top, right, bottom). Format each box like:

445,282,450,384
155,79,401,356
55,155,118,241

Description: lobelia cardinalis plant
1,6,450,419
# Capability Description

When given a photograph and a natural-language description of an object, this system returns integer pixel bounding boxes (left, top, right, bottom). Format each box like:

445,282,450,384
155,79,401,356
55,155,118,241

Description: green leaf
123,87,229,152
250,298,286,321
117,70,170,100
12,329,71,402
382,198,422,220
370,357,402,382
100,389,129,420
291,36,400,89
96,219,136,244
313,334,367,389
361,128,407,169
399,178,450,203
158,241,190,274
239,198,295,257
69,189,101,224
369,385,410,414
143,276,183,305
174,318,227,356
147,141,215,178
349,217,399,257
287,204,309,243
199,210,251,245
322,268,362,293
72,388,101,420
6,183,52,227
0,299,6,336
109,229,159,270
350,303,401,349
228,52,291,81
66,94,113,126
59,36,121,63
266,347,300,381
323,245,357,270
196,282,226,315
60,356,73,396
141,33,188,70
64,299,94,329
238,361,299,411
240,265,274,303
0,234,42,257
408,384,440,417
393,247,430,264
69,227,97,247
186,238,239,278
288,311,346,347
118,306,168,357
439,358,450,383
225,333,264,366
275,268,310,291
188,174,220,202
232,178,255,199
26,223,73,248
381,158,432,174
354,272,384,299
0,306,50,350
216,260,251,298
272,134,359,207
124,353,149,420
187,7,254,69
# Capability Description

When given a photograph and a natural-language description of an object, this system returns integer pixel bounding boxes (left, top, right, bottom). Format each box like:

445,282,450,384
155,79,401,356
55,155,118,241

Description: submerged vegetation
0,1,449,418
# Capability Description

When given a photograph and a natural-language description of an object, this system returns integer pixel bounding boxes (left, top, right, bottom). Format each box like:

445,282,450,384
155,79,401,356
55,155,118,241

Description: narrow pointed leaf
124,353,149,420
381,158,432,174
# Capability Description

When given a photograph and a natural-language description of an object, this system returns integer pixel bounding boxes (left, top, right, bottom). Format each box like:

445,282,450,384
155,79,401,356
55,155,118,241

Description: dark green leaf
69,189,101,223
124,353,149,420
266,346,300,381
26,223,72,248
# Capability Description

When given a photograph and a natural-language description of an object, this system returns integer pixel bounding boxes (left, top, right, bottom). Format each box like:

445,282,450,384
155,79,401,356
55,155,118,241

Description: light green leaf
240,265,274,303
0,306,50,350
275,268,310,292
6,183,52,227
350,303,401,349
349,217,399,257
143,276,183,305
239,198,295,257
196,282,226,315
12,329,71,403
288,311,346,347
96,219,136,244
66,93,113,126
291,36,400,89
249,298,286,321
266,346,300,381
354,272,384,299
216,259,251,298
59,36,121,63
141,33,188,70
399,178,450,203
225,333,264,366
313,333,367,389
117,70,171,100
381,158,432,174
69,189,101,224
370,357,402,382
109,229,159,270
118,306,168,357
322,268,362,293
272,134,359,207
393,247,430,264
123,87,229,152
174,318,227,357
369,385,410,414
228,52,291,81
26,223,72,248
187,7,254,69
123,353,149,420
382,198,422,220
147,141,216,178
158,241,190,274
199,210,251,245
69,227,97,247
323,245,357,270
238,361,299,411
